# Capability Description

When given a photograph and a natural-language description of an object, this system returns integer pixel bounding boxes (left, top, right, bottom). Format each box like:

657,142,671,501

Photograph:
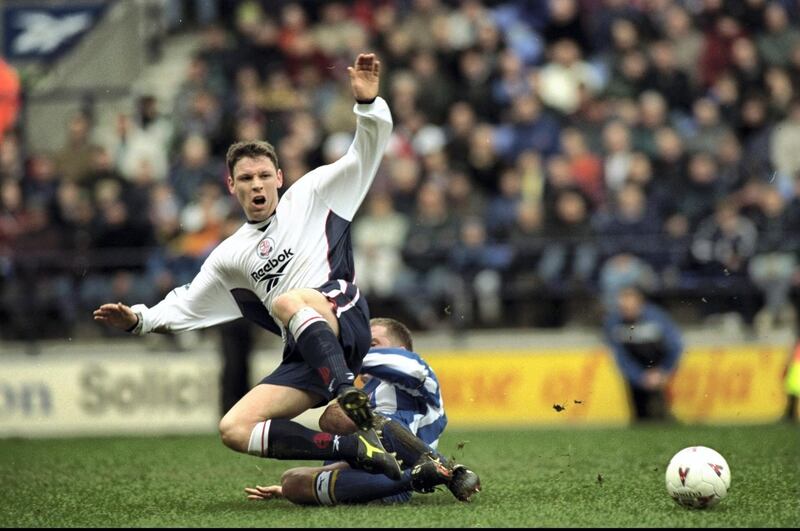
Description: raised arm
311,53,393,221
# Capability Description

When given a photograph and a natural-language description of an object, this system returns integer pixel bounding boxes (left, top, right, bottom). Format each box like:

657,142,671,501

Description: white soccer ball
665,446,731,509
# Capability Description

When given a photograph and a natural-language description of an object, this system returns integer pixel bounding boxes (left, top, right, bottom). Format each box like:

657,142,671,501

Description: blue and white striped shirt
360,347,447,449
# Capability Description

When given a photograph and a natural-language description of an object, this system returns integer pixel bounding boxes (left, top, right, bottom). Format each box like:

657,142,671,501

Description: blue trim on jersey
325,211,354,282
362,347,442,408
359,347,447,448
416,415,448,446
230,288,281,336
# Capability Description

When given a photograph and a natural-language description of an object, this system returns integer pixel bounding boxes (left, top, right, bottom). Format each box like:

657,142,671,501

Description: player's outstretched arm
348,53,380,103
309,53,392,221
93,302,138,331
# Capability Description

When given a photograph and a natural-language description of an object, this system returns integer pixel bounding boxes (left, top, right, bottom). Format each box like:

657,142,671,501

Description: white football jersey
130,98,393,337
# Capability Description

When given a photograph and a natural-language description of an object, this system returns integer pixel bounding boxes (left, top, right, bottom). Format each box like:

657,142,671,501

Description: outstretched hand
93,302,138,331
245,485,283,501
348,53,380,103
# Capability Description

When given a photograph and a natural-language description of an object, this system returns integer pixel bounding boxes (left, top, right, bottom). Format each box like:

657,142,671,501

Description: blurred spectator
543,0,591,54
114,96,173,184
0,132,23,182
598,253,659,311
560,127,603,207
730,37,765,96
644,39,694,113
765,66,795,118
602,120,634,193
686,98,732,156
397,182,459,329
632,91,668,157
698,14,745,89
494,94,561,162
662,4,703,83
445,168,486,223
80,199,157,316
465,123,507,196
491,48,531,112
352,192,409,299
770,98,800,184
671,151,728,232
171,134,224,205
449,216,512,328
457,47,498,121
55,112,97,185
444,101,478,165
757,3,800,68
485,167,523,240
2,193,75,344
410,50,454,125
690,199,759,327
506,200,545,288
22,153,61,206
536,38,602,115
538,189,597,290
605,49,649,101
749,186,799,333
597,182,663,268
603,285,684,422
736,93,773,178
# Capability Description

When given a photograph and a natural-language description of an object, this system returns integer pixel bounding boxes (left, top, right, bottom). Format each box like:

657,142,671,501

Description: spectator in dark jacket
603,285,684,422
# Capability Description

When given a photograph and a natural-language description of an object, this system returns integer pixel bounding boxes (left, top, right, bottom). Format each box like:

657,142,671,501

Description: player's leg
319,405,481,502
273,283,380,432
218,382,319,453
275,461,448,506
218,383,400,479
377,416,481,502
270,288,353,392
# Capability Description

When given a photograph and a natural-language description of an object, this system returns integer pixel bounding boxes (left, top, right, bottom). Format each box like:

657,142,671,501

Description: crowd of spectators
2,0,800,341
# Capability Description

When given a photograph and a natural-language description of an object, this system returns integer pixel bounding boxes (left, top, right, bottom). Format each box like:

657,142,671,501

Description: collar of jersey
247,213,275,232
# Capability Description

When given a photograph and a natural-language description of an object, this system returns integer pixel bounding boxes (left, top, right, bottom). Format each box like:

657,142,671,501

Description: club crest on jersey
256,237,276,259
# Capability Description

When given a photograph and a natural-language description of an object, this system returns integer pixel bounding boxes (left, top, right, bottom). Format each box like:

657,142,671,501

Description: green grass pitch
1,424,798,527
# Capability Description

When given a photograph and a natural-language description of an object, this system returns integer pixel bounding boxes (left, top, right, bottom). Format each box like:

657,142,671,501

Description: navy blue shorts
260,279,371,407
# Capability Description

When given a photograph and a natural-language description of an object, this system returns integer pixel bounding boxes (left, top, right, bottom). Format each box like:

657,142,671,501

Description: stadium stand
2,0,800,344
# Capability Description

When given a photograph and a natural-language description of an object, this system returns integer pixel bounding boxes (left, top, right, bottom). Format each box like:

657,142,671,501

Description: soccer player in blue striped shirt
245,318,480,505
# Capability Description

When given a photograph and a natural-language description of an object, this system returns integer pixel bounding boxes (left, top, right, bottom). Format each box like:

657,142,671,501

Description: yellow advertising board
667,345,789,423
425,344,791,427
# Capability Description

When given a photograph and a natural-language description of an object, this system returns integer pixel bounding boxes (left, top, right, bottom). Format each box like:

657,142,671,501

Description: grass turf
1,424,798,527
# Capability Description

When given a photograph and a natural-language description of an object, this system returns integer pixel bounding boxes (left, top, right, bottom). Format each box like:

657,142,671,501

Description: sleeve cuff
128,304,148,335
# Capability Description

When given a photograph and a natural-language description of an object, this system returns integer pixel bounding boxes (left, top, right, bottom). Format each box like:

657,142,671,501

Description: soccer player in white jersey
244,318,481,506
93,54,401,480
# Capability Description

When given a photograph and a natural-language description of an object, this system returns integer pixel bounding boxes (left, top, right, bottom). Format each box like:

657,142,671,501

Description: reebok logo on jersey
250,249,294,292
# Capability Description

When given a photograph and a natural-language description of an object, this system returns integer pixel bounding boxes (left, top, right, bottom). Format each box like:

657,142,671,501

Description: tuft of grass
0,424,798,527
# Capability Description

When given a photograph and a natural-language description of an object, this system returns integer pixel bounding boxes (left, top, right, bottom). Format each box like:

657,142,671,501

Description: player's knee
271,292,303,322
218,415,248,453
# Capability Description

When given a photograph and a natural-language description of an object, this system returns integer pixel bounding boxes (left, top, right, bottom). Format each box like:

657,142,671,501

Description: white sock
288,307,327,338
247,420,271,457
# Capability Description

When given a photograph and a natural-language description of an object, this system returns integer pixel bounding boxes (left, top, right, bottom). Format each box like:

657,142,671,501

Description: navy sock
266,419,358,461
313,468,413,505
294,320,355,398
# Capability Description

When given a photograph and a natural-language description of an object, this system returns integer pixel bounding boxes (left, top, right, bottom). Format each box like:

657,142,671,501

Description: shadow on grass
201,499,296,513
